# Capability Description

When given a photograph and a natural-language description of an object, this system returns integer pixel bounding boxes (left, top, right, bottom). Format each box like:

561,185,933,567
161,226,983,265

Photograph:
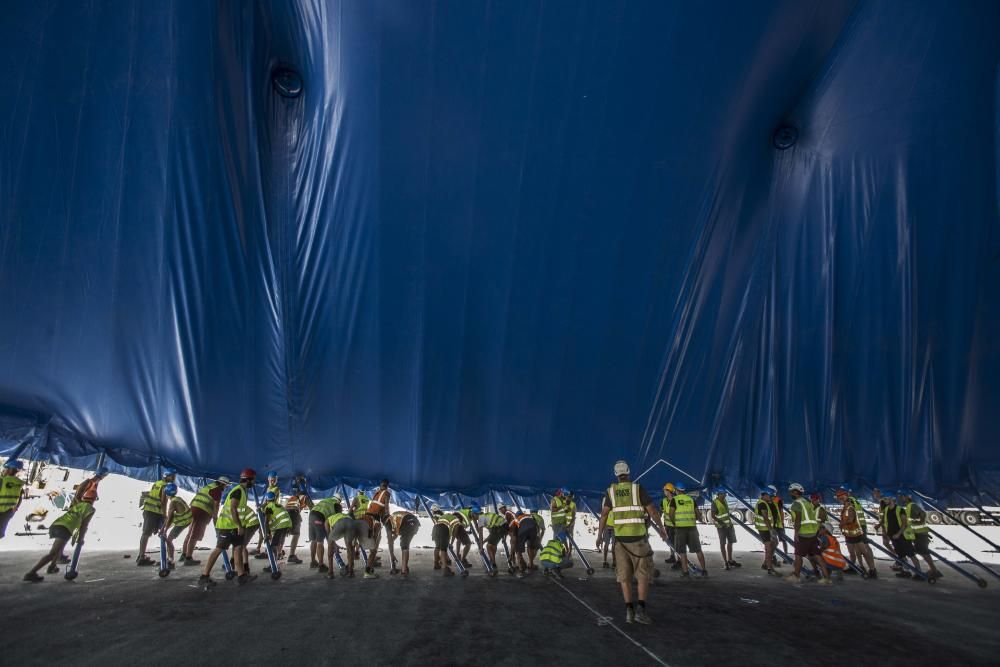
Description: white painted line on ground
549,577,671,667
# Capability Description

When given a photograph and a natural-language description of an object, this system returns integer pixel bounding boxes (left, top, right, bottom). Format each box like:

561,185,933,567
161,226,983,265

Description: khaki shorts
614,538,654,584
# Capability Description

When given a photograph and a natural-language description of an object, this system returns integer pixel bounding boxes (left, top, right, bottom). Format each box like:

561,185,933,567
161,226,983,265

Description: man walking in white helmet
597,460,668,625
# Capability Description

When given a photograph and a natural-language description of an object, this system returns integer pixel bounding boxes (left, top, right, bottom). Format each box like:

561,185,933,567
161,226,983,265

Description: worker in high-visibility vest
871,487,898,566
784,483,831,584
261,491,293,573
199,468,258,587
894,490,942,581
661,483,679,568
72,467,109,506
539,537,574,577
836,488,876,578
597,460,668,626
388,509,421,576
23,500,96,582
710,488,740,570
160,483,193,568
817,523,847,579
136,468,176,566
667,482,707,577
282,477,308,564
0,459,26,541
477,505,509,571
754,488,777,575
183,475,229,565
252,471,280,558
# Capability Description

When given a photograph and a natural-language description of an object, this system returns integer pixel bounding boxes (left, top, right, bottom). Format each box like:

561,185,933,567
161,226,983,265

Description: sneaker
728,560,742,568
254,553,268,560
700,570,708,578
664,555,677,564
310,561,319,569
602,561,610,569
23,572,44,583
634,607,652,625
868,569,877,579
46,564,60,574
767,568,777,576
237,573,257,585
680,571,690,579
318,564,328,573
364,570,378,579
671,561,682,570
288,555,303,564
183,558,201,566
931,569,943,579
58,555,71,564
168,561,176,570
136,556,155,566
434,562,442,570
783,573,800,582
198,575,217,587
817,578,832,586
445,568,456,577
625,607,636,624
461,558,472,568
725,564,731,571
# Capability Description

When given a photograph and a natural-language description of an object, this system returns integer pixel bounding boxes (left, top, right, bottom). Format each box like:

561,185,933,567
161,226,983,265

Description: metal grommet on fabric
772,125,798,150
272,67,303,98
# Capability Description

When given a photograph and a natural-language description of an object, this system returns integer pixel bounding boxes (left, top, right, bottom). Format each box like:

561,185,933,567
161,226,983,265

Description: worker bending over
388,509,420,576
283,478,308,564
540,537,574,577
668,483,707,578
185,476,228,565
817,523,848,580
199,469,257,587
137,468,176,566
160,483,193,568
262,491,293,572
24,499,96,582
785,483,831,584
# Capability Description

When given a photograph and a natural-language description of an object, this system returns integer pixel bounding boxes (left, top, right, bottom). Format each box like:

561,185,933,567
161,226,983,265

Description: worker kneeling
817,523,848,580
540,534,574,578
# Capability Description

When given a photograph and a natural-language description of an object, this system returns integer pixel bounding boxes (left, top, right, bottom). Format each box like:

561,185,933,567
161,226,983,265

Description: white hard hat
613,460,630,476
788,482,805,493
431,503,441,513
217,476,231,485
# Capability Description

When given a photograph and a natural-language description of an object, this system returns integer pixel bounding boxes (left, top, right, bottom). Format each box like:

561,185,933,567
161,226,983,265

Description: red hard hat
810,493,821,501
240,468,256,480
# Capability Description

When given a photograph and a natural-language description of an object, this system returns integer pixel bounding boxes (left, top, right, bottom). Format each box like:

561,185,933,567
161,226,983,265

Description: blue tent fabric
1,1,998,499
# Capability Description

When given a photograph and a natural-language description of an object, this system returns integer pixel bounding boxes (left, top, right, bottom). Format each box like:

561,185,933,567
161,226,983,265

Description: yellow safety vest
539,539,568,564
326,511,349,532
793,498,818,537
191,482,220,514
551,496,569,524
712,497,732,527
661,497,673,528
266,501,293,530
169,497,193,527
672,494,697,527
52,501,95,535
607,482,646,538
143,480,167,514
215,485,248,530
0,475,25,513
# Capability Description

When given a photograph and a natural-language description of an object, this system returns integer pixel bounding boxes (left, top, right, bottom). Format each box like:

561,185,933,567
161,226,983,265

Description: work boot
602,561,610,569
254,552,268,560
767,568,777,576
625,607,636,624
318,564,328,573
671,561,682,570
136,556,155,566
364,569,379,579
868,568,877,579
198,575,216,588
725,563,731,571
634,607,652,625
288,555,303,564
23,572,44,583
664,555,676,564
310,560,318,568
728,560,742,568
237,573,257,585
434,562,442,570
58,555,71,564
46,564,60,574
183,558,201,566
680,571,690,579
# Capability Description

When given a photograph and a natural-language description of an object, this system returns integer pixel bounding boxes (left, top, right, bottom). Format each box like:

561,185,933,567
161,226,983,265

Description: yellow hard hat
663,482,676,493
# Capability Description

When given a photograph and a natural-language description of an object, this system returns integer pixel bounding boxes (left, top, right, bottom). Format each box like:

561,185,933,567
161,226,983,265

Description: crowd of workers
0,457,948,622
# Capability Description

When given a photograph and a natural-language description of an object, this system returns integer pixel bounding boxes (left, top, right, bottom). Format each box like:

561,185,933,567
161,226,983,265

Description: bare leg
619,581,633,604
696,550,707,571
28,537,68,575
201,547,222,577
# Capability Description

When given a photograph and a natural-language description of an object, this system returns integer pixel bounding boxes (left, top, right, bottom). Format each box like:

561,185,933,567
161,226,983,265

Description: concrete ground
2,547,998,666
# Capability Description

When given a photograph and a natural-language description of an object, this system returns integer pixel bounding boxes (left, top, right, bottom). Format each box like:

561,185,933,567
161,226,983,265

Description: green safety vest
52,501,95,535
849,496,867,530
607,482,646,538
771,500,785,529
0,475,25,513
326,511,349,532
712,497,732,527
215,485,248,529
754,499,771,531
539,539,568,564
267,485,280,503
566,501,576,524
904,502,927,538
881,505,914,540
551,496,569,524
793,498,819,537
672,494,697,527
143,480,167,514
266,501,292,530
482,512,505,529
532,512,545,534
661,497,674,528
169,497,193,527
239,505,260,529
458,508,473,526
312,497,339,518
353,493,370,518
191,482,220,514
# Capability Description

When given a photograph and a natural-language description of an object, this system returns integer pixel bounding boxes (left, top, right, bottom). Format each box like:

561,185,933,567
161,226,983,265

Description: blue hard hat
766,484,778,495
714,487,726,495
560,487,571,496
164,483,178,496
267,470,278,479
675,482,686,492
470,503,482,514
266,491,277,500
96,466,109,477
839,485,852,494
3,459,23,470
895,488,911,497
162,467,177,478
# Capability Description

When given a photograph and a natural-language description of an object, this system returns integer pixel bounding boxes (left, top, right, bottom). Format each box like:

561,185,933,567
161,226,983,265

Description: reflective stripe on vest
903,503,924,539
661,497,674,528
839,505,863,537
754,500,770,531
215,485,248,529
239,505,260,529
849,497,867,529
794,498,818,536
284,495,301,511
672,494,696,527
551,497,568,523
312,498,338,518
608,482,646,537
52,501,95,534
539,539,567,564
143,480,167,514
821,536,847,569
483,512,505,528
0,475,25,512
353,494,370,516
170,497,193,527
326,512,349,531
368,489,390,514
191,483,219,514
712,498,732,527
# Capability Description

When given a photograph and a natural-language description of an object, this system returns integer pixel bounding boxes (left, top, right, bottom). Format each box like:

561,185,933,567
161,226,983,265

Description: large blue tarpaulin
1,1,998,499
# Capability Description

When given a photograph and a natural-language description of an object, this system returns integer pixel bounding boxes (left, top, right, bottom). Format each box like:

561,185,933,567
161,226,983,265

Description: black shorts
398,517,419,550
432,524,450,550
309,513,328,541
242,528,260,547
0,509,14,538
486,526,505,546
758,530,772,543
216,529,241,549
287,510,302,536
516,527,537,553
167,524,188,540
454,526,472,547
141,510,163,537
270,528,288,549
891,536,915,558
845,535,866,545
913,532,931,556
49,525,72,541
794,535,821,558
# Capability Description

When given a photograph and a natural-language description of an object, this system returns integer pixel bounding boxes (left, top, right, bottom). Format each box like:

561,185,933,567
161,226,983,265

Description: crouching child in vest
817,523,847,580
540,534,574,578
24,501,95,582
